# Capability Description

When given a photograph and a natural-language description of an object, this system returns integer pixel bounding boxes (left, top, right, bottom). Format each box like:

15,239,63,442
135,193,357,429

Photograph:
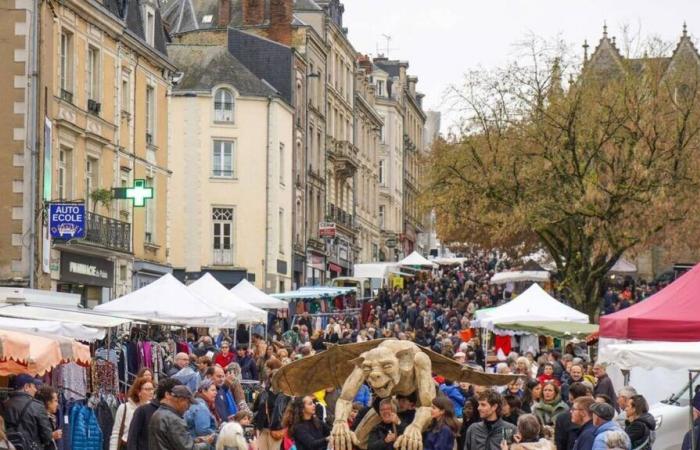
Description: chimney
218,0,231,27
269,0,292,45
242,0,265,26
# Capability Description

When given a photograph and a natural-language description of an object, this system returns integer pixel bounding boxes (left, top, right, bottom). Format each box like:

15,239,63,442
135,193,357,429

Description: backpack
6,400,39,450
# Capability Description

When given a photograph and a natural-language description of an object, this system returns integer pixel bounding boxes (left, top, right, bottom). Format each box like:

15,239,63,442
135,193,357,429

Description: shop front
133,260,173,290
306,252,326,286
57,252,114,307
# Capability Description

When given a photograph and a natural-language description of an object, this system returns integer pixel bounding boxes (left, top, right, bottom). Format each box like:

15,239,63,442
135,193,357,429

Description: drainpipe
28,0,40,288
264,96,273,292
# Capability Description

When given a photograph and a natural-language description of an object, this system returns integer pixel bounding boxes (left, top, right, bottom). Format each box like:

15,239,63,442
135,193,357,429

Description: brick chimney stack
268,0,292,45
242,0,265,26
218,0,231,27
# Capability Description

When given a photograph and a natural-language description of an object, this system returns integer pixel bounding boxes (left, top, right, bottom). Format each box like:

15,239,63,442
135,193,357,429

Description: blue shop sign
49,203,86,240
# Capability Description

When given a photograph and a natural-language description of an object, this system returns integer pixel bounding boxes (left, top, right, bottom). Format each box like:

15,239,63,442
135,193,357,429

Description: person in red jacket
214,341,235,368
537,363,561,386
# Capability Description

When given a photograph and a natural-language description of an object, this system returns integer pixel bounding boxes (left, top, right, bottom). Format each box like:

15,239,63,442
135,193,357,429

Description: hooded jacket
624,413,655,449
591,421,630,450
439,384,465,418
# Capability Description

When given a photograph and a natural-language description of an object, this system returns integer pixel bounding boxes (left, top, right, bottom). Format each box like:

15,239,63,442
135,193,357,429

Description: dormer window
144,8,155,45
214,88,234,122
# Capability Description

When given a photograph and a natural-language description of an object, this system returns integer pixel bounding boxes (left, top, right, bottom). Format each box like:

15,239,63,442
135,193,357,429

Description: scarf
200,394,222,424
537,395,564,414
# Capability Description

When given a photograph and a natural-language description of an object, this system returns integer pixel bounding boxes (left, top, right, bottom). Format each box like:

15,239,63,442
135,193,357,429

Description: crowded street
2,0,700,449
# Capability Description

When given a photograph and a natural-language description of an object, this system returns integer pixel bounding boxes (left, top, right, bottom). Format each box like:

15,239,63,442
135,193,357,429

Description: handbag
116,404,128,450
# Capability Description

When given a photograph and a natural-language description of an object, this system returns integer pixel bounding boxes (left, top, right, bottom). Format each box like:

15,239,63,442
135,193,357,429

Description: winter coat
532,397,569,426
126,400,159,450
71,404,103,450
593,375,617,411
184,398,218,437
109,400,138,450
439,384,465,418
509,439,556,450
424,424,455,450
238,355,258,381
591,421,630,450
572,421,595,450
682,418,700,450
624,413,655,450
3,391,53,448
463,419,517,450
367,420,407,450
148,403,208,450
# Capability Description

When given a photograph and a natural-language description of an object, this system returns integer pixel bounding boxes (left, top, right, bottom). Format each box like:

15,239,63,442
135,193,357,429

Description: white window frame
146,85,155,144
145,177,156,243
85,157,99,211
87,45,100,101
213,88,235,123
60,30,73,94
212,207,235,265
279,142,285,185
212,139,235,178
58,147,73,200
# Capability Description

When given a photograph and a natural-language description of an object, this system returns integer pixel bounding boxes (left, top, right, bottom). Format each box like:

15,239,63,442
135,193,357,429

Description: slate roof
293,0,322,11
104,0,169,56
163,0,256,34
168,44,277,97
374,59,402,78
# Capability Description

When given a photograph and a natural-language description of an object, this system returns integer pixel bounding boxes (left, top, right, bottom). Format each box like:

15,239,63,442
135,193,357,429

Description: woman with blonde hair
109,377,155,450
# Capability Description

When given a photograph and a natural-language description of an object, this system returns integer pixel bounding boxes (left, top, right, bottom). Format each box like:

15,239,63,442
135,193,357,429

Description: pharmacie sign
49,203,86,239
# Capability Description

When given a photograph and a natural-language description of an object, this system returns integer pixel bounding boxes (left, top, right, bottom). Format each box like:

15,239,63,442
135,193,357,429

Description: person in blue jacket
423,396,459,450
438,379,465,419
589,402,630,450
185,379,219,442
354,383,372,408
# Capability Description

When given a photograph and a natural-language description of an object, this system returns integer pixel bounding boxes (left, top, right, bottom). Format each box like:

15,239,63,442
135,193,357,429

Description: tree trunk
563,278,601,323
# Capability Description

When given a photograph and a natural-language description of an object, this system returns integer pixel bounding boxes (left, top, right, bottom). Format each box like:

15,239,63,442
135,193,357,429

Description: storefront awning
0,304,133,328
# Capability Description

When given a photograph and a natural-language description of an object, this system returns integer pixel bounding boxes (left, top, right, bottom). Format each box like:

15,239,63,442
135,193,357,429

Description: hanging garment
71,405,103,450
494,335,512,355
94,399,114,450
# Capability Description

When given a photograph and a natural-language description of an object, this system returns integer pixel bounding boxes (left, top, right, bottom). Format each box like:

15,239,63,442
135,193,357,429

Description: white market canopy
95,273,236,327
472,283,589,330
608,257,637,274
0,316,105,341
399,251,438,268
272,286,355,300
189,274,267,324
0,304,133,328
230,279,288,309
599,340,700,371
353,263,400,279
490,270,550,285
431,257,468,266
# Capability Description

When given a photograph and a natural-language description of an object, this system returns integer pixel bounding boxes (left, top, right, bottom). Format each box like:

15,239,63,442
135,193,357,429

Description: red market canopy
599,262,700,341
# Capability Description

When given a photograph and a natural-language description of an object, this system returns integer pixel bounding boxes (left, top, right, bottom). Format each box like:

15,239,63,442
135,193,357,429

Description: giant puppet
272,339,520,450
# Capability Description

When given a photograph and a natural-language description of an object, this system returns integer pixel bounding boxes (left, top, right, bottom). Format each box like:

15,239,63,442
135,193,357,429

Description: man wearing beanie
682,388,700,450
590,402,630,450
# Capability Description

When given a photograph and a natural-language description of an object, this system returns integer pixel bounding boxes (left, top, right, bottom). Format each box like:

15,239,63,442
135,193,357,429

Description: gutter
264,96,273,292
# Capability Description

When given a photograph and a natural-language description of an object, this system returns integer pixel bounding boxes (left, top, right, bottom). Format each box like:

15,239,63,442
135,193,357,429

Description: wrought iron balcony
84,212,131,253
213,248,234,266
328,204,357,232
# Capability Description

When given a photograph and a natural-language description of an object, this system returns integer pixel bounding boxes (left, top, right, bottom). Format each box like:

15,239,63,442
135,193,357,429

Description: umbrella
0,329,91,376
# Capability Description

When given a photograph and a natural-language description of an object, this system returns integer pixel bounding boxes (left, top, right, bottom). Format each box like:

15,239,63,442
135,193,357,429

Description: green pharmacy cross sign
112,179,154,207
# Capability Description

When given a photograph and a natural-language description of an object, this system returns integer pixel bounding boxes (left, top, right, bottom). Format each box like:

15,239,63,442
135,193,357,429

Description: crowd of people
0,251,694,450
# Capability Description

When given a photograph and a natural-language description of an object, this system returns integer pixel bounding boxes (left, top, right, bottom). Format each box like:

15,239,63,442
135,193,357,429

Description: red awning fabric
599,263,700,341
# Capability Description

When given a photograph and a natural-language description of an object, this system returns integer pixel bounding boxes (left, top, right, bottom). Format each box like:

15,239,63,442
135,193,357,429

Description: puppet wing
271,339,387,396
420,345,523,386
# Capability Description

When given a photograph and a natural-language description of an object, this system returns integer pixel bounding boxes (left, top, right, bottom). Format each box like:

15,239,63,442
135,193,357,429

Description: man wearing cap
682,389,700,450
148,385,210,450
2,374,53,449
589,402,630,450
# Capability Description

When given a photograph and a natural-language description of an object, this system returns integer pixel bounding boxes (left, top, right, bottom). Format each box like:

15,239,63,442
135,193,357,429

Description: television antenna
376,34,399,57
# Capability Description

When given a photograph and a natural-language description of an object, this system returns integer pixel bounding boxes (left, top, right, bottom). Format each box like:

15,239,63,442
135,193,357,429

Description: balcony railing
84,212,131,253
60,89,73,104
328,204,356,230
213,249,234,266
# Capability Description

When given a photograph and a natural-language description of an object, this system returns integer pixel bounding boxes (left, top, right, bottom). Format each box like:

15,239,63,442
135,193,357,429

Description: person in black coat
368,399,407,450
592,364,618,412
624,395,655,450
555,382,592,450
127,378,181,450
285,396,330,450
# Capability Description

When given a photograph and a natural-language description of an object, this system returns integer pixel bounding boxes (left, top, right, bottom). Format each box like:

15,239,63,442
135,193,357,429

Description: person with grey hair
603,431,629,450
368,398,406,450
614,387,637,427
593,363,618,412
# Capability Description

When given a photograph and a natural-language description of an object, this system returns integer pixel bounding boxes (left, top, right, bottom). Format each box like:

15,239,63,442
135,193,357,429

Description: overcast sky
343,0,700,133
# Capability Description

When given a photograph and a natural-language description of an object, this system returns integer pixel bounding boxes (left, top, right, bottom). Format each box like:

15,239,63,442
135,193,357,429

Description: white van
647,374,698,450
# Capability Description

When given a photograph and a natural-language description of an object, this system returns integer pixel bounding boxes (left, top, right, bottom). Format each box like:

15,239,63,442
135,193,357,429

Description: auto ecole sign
49,203,86,239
